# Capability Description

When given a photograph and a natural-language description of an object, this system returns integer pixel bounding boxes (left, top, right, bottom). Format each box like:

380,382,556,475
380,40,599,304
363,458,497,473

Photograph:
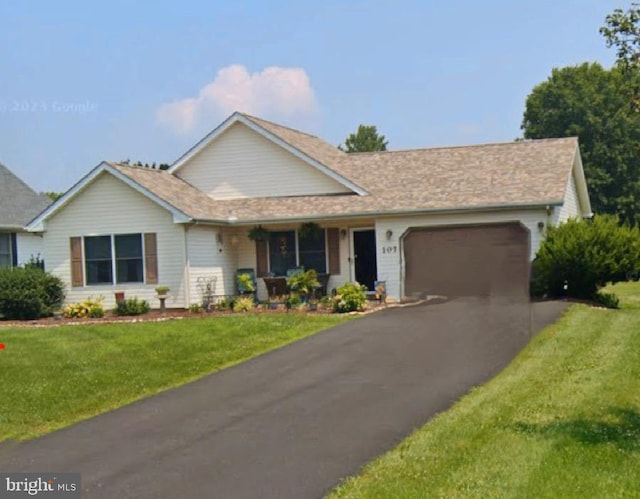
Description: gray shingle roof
0,162,51,229
109,131,579,223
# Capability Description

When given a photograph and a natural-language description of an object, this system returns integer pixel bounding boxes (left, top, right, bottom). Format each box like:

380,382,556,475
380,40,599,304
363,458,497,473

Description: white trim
168,112,368,196
26,162,192,232
571,147,593,217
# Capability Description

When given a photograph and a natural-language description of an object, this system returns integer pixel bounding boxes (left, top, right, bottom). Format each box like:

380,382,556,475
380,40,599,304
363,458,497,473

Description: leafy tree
600,3,640,72
121,159,170,170
340,125,388,153
521,62,640,223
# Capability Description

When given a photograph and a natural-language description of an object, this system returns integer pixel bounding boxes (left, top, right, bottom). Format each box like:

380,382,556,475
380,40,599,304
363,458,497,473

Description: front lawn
330,283,640,498
0,314,350,441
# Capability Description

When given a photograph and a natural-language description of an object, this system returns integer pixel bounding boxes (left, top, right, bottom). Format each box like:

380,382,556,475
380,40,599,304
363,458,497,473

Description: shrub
532,215,640,299
0,266,65,320
216,296,236,311
63,297,105,318
232,296,255,312
114,297,150,316
189,303,203,313
333,282,368,313
593,291,620,309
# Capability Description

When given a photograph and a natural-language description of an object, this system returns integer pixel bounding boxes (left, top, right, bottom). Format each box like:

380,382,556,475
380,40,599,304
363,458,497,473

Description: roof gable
168,112,367,197
0,162,51,229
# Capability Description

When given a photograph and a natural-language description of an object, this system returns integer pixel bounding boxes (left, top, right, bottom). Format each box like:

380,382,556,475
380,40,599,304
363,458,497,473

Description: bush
0,266,65,320
189,303,203,313
532,215,640,299
216,296,236,311
333,282,368,313
232,296,255,312
63,297,105,318
287,269,320,299
593,291,620,309
114,297,150,316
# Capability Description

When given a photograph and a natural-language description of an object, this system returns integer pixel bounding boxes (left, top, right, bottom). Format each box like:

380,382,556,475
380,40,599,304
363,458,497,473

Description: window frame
83,233,146,286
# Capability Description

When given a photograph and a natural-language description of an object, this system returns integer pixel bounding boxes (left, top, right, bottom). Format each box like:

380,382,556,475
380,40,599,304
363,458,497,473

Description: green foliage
594,291,620,309
298,222,322,240
333,282,368,313
24,255,44,270
0,267,65,320
600,4,640,73
287,269,320,297
340,125,388,153
531,215,640,299
155,285,170,295
285,294,302,310
43,191,64,202
216,296,236,311
114,297,150,316
522,62,640,223
232,296,255,312
63,297,105,318
189,303,203,313
247,225,269,241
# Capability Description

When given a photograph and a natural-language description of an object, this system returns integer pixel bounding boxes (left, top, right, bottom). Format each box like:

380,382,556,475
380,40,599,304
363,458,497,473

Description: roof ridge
239,112,328,142
344,136,579,156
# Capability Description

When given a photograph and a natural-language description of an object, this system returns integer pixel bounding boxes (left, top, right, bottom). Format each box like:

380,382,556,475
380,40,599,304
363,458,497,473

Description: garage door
403,223,530,299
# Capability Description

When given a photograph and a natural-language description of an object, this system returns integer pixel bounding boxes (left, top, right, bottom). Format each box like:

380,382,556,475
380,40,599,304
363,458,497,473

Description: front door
353,229,377,291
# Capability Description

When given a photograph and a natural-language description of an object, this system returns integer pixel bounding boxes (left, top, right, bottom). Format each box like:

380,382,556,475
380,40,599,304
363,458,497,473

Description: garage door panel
403,224,529,299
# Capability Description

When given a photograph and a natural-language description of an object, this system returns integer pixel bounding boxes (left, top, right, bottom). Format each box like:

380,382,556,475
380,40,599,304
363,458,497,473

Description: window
115,234,143,283
0,233,12,268
267,229,327,276
299,230,326,274
269,231,296,276
84,234,144,285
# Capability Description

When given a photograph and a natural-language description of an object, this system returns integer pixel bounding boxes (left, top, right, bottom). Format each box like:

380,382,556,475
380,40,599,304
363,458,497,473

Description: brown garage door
403,223,530,299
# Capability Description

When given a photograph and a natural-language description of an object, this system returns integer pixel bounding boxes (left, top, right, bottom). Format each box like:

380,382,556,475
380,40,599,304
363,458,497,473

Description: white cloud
156,64,318,134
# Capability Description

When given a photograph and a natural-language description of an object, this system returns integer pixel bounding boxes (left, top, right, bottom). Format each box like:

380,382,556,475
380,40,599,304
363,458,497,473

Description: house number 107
381,246,398,254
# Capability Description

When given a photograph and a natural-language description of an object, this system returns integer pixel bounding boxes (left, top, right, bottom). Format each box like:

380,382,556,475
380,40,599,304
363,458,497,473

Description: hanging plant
298,221,322,240
247,225,269,242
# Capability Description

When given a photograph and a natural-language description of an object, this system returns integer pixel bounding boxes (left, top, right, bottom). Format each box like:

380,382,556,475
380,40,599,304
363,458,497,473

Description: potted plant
247,225,269,242
287,269,320,302
298,221,322,240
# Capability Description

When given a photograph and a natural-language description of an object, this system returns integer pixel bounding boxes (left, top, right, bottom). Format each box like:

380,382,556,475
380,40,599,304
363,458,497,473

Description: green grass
330,283,640,498
0,314,350,441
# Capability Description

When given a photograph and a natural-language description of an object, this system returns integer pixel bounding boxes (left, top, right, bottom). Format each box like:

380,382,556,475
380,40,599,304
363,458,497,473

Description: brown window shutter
256,240,268,277
70,237,84,287
327,228,340,275
144,233,158,284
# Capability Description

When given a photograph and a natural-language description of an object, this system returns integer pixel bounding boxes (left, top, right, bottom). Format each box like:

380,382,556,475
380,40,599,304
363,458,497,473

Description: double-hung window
267,229,327,276
84,234,144,285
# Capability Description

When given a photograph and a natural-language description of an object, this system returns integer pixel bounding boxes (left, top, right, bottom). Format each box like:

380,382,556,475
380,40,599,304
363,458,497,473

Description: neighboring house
0,162,50,268
27,112,591,308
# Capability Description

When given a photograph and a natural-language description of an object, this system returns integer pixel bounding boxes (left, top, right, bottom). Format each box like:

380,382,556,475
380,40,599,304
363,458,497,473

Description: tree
340,125,388,153
120,159,170,170
521,62,640,223
44,191,64,201
600,3,640,72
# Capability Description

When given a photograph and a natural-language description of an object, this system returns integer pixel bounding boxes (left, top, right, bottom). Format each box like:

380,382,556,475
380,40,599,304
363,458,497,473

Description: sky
0,0,623,193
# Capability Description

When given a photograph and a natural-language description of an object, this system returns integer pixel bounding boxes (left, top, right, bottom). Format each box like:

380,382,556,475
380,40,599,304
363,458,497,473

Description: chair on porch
262,276,289,297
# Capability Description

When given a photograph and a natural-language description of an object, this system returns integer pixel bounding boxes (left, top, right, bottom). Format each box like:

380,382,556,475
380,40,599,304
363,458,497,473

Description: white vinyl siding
16,232,44,267
375,210,547,301
554,173,580,225
42,172,187,308
186,225,237,307
175,122,351,199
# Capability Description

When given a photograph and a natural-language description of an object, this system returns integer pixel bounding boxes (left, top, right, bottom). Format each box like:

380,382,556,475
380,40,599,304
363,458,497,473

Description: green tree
43,191,64,201
121,159,170,170
521,62,640,223
340,125,388,153
600,3,640,72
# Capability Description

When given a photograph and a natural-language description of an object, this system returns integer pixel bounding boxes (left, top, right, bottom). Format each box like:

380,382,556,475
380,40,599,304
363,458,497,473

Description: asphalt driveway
0,298,568,498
